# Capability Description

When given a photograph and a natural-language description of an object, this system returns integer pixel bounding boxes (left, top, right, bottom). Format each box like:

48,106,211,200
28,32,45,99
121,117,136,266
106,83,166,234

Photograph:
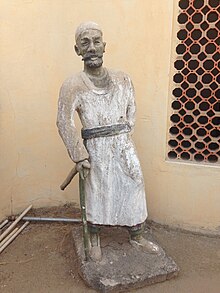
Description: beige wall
0,0,219,233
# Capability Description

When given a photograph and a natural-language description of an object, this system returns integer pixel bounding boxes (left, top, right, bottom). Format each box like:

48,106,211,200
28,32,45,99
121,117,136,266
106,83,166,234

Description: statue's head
74,22,106,69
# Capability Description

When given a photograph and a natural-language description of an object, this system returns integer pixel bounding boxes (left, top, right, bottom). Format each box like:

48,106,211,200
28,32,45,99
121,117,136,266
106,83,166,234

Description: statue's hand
76,159,91,179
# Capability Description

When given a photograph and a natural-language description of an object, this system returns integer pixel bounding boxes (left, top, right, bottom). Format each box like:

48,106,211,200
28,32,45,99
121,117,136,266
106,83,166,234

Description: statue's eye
81,39,89,46
94,40,101,45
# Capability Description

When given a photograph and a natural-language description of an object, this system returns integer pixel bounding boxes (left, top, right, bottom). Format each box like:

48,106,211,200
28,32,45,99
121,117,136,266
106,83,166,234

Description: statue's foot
89,232,102,261
89,245,102,261
130,236,160,254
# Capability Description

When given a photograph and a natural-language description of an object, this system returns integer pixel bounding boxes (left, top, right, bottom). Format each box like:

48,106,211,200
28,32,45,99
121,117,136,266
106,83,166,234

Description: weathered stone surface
72,226,179,292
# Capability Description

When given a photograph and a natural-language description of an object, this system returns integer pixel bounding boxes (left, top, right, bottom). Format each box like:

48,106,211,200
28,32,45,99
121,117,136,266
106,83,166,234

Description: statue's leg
88,222,102,261
128,223,160,254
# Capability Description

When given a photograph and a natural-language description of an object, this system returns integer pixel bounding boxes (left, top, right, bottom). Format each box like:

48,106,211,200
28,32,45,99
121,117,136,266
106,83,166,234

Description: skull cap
75,21,102,42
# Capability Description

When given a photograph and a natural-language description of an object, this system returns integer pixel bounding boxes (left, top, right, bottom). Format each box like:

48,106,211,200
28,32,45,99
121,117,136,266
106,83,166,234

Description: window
168,0,220,164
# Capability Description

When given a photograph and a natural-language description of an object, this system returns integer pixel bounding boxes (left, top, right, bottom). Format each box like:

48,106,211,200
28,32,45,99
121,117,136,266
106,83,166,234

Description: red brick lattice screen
168,0,220,164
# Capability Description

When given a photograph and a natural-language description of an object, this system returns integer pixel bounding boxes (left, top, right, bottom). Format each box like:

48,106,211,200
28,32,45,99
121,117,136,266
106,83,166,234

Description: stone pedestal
72,226,179,292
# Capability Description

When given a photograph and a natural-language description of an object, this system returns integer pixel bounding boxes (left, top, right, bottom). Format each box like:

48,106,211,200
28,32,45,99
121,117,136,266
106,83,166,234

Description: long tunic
57,69,148,226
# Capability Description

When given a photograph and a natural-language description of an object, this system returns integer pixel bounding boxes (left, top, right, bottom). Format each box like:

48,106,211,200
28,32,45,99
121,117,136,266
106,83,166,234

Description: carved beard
84,57,103,68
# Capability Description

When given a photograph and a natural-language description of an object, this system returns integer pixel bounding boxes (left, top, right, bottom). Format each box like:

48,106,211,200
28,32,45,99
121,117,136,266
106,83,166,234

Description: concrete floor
0,206,219,293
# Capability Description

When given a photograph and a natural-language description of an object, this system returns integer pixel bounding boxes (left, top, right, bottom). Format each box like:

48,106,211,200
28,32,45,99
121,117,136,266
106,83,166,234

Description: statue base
72,226,179,292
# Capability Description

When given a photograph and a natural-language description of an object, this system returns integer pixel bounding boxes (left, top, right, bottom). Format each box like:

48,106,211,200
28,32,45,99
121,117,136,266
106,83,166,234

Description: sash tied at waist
81,123,131,140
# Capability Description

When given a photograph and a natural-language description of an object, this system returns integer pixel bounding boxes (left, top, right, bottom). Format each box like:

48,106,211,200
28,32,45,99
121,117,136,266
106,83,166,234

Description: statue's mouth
83,54,102,62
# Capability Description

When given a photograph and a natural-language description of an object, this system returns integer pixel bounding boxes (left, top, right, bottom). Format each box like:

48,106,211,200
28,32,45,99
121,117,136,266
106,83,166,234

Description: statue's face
75,29,106,68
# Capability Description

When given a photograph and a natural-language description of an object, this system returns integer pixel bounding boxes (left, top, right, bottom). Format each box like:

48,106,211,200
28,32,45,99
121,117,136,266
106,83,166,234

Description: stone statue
57,22,159,261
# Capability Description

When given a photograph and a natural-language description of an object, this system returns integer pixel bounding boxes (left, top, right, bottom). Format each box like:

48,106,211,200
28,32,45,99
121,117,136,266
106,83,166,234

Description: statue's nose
88,42,96,53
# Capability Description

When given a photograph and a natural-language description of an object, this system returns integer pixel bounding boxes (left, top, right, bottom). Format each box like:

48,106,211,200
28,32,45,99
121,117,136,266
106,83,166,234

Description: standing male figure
57,22,159,261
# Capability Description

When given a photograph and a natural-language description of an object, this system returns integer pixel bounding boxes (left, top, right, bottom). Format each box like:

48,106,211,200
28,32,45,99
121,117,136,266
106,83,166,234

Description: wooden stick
0,205,32,242
60,166,78,190
79,175,89,261
0,219,9,230
0,222,29,254
0,227,19,248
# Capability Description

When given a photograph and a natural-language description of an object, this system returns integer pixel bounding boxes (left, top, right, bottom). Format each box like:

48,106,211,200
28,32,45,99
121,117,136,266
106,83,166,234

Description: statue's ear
103,42,106,53
74,45,81,56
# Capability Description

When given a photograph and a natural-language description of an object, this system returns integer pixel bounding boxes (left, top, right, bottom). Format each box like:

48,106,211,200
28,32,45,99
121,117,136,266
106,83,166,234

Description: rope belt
81,123,131,140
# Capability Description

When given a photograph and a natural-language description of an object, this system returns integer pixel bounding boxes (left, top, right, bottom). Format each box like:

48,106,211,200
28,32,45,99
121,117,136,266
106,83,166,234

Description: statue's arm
57,83,89,164
126,77,136,131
